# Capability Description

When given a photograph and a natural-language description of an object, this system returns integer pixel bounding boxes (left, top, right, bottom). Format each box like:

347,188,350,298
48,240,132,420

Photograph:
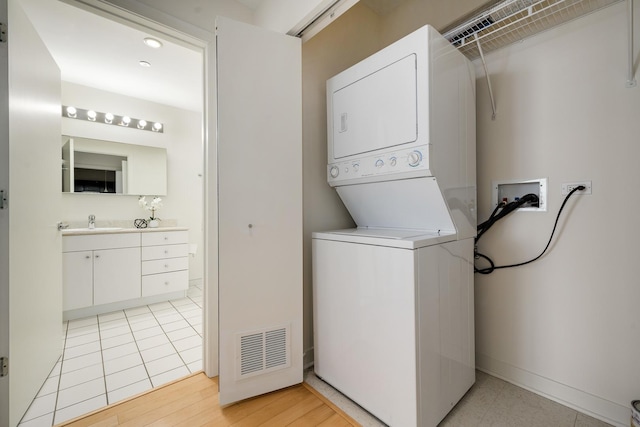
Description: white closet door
0,0,63,425
216,16,302,405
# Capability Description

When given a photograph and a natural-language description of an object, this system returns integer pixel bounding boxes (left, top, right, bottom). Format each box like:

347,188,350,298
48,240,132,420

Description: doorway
16,0,209,424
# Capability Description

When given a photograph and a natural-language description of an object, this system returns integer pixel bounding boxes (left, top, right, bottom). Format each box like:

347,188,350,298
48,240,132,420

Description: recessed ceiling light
143,37,163,49
139,60,151,68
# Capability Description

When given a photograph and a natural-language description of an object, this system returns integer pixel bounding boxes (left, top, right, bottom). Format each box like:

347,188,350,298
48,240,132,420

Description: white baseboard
476,353,630,427
63,290,187,321
303,346,314,370
189,278,203,287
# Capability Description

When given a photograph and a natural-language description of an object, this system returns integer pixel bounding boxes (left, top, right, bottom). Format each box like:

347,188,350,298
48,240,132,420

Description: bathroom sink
64,227,123,232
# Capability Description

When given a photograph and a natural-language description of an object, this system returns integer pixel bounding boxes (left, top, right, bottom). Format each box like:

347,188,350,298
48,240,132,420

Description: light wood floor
58,373,359,427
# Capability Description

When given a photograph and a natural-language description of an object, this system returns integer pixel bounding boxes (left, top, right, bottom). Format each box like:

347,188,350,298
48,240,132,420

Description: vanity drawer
142,257,189,275
142,270,188,297
142,231,188,247
63,233,141,252
142,243,189,261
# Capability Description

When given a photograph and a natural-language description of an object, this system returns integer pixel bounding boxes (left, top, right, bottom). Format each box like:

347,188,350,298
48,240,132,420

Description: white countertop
62,226,188,236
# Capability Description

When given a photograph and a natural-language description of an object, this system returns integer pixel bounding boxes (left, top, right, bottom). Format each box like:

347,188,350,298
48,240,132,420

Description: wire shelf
443,0,623,59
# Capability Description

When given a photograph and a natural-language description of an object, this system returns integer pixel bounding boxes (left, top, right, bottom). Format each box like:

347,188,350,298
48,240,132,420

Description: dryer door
330,53,418,159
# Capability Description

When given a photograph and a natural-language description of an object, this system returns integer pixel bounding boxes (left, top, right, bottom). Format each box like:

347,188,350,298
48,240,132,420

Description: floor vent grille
237,325,290,379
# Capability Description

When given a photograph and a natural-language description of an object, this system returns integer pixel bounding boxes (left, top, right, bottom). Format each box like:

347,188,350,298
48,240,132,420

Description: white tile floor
18,285,203,427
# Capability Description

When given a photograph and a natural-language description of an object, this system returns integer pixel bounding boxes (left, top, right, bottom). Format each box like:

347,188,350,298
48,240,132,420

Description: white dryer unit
313,25,476,426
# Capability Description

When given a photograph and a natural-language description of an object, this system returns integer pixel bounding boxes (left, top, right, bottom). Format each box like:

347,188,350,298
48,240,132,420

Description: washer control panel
327,145,429,185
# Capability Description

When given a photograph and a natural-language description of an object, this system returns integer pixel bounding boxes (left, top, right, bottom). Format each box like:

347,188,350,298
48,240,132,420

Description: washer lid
312,227,456,249
330,228,433,239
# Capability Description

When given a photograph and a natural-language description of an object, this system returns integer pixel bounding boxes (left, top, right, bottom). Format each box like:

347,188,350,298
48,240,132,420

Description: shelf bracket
475,34,497,120
627,0,637,88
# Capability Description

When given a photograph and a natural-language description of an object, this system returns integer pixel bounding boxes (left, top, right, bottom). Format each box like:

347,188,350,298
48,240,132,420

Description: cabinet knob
164,237,168,240
164,264,169,268
95,254,100,259
164,281,169,286
164,250,169,254
85,255,90,259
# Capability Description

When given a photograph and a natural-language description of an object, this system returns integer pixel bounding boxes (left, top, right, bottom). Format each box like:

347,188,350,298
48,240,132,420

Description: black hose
474,186,584,274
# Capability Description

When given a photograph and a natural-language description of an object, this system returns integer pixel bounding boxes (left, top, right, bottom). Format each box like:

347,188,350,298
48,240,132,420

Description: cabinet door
62,251,93,311
93,247,141,306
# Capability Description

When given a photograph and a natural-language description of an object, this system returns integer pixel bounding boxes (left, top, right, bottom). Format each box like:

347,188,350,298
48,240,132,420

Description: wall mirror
62,135,167,195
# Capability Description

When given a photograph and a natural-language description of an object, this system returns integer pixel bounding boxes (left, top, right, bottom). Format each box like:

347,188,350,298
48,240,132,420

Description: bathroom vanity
62,227,189,320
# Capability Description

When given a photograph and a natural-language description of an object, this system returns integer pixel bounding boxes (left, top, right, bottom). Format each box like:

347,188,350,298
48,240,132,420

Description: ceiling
21,0,204,113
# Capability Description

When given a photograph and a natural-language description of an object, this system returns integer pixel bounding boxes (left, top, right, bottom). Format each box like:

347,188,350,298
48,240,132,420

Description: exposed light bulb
60,106,157,132
143,37,163,49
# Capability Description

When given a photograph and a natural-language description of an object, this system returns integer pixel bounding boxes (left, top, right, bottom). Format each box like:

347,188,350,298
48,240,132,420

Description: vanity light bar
61,106,164,133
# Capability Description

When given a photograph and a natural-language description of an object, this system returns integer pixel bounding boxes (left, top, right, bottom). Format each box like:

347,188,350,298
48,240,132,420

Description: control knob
375,159,384,168
329,166,339,178
408,150,422,167
389,157,397,167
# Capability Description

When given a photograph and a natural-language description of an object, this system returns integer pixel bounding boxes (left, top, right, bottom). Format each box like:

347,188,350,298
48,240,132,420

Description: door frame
62,0,219,376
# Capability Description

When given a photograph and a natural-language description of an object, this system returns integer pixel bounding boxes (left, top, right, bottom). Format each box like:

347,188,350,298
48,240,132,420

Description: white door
216,17,303,405
0,0,63,425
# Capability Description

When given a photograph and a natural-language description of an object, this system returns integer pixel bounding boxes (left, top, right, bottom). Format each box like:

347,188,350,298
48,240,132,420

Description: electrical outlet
561,181,592,195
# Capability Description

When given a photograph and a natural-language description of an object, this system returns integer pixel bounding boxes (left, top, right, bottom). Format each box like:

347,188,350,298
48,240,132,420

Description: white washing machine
312,25,477,426
313,230,474,426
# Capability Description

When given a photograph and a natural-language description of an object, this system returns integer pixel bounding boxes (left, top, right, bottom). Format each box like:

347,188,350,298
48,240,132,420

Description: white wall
474,3,640,426
61,82,204,282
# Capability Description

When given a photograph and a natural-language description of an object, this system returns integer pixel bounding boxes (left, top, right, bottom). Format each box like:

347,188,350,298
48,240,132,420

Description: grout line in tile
96,312,109,407
21,295,203,427
151,301,192,374
123,305,153,401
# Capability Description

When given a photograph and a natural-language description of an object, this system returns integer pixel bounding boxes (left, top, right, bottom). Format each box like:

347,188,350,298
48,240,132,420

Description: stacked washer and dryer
312,25,477,427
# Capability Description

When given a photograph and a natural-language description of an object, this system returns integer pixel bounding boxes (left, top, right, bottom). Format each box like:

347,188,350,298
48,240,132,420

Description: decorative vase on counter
139,196,163,229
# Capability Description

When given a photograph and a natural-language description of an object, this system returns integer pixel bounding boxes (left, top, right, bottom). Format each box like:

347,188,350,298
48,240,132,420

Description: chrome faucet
88,214,96,229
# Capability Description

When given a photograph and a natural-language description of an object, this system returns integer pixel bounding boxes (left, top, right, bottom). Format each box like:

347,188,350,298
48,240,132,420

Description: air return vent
443,0,623,59
237,325,290,379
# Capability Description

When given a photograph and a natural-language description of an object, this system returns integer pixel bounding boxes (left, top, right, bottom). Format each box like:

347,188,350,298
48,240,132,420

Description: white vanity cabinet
62,233,141,311
94,247,142,305
62,251,93,311
141,230,189,297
